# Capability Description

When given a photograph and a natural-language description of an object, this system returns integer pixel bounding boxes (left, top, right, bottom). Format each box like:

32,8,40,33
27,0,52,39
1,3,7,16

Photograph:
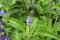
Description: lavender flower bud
0,20,5,25
0,35,2,40
29,3,35,8
0,35,10,40
26,16,32,26
56,9,59,13
0,10,6,15
0,28,4,34
3,35,10,40
0,21,3,25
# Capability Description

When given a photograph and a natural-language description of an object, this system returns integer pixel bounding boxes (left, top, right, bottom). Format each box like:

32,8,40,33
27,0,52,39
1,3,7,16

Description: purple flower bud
29,3,35,8
26,16,32,26
0,20,5,25
0,35,10,40
0,28,4,33
0,35,2,40
0,21,3,25
0,10,6,15
56,9,59,13
3,35,10,40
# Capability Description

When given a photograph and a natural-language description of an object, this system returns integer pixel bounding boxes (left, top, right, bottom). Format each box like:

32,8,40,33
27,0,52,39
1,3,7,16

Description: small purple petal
0,10,6,15
26,16,32,25
0,20,5,25
0,28,4,33
0,35,2,40
0,35,10,40
56,9,59,13
29,3,35,8
0,21,2,25
3,35,10,40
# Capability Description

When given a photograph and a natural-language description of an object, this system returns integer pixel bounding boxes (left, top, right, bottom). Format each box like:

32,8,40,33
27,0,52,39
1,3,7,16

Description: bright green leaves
53,22,60,31
38,16,48,27
25,17,38,39
35,3,43,14
7,18,26,31
0,0,16,10
25,16,60,40
10,31,21,40
34,28,60,40
41,0,50,6
52,3,60,9
0,0,60,40
0,3,4,8
29,17,38,38
23,0,30,10
29,36,41,40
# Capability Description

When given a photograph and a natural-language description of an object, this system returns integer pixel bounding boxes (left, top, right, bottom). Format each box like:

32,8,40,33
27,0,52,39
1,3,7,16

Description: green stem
30,0,32,3
47,0,52,28
46,0,53,40
53,15,59,27
27,25,30,40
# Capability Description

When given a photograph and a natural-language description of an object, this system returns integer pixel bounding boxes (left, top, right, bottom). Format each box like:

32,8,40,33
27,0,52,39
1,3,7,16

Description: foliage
0,0,60,40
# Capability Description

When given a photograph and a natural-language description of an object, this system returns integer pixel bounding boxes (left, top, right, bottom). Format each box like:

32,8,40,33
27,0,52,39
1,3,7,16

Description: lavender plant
0,0,60,40
26,16,32,40
0,28,4,34
0,28,10,40
0,35,10,40
26,16,32,26
0,10,6,15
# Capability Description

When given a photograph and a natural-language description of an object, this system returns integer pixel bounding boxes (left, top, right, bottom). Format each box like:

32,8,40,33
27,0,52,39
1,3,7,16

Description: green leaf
29,17,38,38
34,28,60,40
53,22,60,31
35,4,43,14
0,3,4,8
42,0,50,6
11,31,21,40
7,18,26,31
29,36,41,40
2,0,16,10
52,3,60,9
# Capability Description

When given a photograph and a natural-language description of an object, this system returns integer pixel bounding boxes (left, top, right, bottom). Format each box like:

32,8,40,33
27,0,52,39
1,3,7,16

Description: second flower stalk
26,16,32,40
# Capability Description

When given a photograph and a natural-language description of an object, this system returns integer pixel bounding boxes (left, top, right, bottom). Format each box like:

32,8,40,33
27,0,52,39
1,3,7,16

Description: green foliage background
0,0,60,40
